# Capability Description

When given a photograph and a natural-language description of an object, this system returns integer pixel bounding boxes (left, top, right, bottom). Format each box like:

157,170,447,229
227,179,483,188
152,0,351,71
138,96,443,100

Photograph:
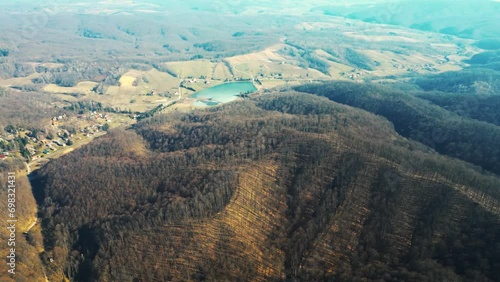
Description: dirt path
25,218,37,232
233,63,255,81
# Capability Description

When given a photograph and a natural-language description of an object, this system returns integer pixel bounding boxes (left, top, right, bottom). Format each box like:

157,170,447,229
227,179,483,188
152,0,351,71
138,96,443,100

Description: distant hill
295,76,500,175
465,51,500,71
413,69,500,94
314,0,500,40
475,39,500,50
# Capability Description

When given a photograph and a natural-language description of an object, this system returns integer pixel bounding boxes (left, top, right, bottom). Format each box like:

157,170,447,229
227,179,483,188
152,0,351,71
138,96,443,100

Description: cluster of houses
392,63,439,73
39,140,64,154
80,124,101,137
340,69,369,80
51,114,68,126
78,111,112,123
29,129,76,156
25,144,37,156
183,77,212,85
1,114,109,161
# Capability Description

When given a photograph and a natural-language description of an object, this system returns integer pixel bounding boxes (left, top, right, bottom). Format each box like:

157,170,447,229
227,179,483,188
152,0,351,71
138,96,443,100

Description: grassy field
39,68,182,112
0,73,40,87
163,60,215,78
44,81,98,95
213,62,233,79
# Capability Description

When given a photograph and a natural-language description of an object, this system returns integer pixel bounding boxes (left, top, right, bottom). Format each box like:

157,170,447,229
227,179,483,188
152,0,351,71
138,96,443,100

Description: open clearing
44,81,98,94
163,60,215,78
343,32,420,43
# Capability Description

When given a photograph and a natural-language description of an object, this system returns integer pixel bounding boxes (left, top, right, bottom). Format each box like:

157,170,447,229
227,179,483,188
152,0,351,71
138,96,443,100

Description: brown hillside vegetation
0,160,46,282
33,93,500,281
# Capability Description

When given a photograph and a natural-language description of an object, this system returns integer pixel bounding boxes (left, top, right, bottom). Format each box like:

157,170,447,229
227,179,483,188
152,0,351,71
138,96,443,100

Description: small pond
192,81,257,107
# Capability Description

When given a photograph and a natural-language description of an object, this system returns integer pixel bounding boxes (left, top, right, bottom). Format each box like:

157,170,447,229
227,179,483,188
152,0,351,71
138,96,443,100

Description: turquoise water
192,81,257,106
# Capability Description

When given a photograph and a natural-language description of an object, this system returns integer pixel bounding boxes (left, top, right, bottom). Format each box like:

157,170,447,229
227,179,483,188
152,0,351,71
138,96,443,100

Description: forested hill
295,73,500,176
33,92,500,281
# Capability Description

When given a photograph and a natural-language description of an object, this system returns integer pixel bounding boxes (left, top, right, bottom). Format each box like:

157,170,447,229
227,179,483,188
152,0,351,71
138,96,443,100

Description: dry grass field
44,81,98,95
163,60,215,78
0,73,40,87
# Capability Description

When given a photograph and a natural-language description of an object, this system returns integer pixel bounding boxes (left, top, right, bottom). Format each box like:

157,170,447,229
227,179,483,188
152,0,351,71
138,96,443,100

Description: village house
53,140,66,147
25,145,36,155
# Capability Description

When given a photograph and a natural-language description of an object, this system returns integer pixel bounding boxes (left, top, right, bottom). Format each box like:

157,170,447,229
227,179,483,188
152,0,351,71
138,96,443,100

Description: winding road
233,63,255,81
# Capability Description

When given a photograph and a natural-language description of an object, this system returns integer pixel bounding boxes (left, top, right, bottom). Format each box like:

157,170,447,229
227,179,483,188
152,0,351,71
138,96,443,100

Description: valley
0,1,499,281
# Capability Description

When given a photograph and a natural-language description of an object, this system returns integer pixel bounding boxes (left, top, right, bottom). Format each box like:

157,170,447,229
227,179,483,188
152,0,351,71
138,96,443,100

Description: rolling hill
32,89,500,281
1,1,499,281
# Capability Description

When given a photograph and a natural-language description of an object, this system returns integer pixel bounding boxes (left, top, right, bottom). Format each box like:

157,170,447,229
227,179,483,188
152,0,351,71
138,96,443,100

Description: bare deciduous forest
0,1,499,281
33,89,500,281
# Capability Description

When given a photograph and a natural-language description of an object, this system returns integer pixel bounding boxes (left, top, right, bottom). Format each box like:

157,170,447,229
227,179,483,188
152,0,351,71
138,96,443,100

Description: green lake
192,81,257,107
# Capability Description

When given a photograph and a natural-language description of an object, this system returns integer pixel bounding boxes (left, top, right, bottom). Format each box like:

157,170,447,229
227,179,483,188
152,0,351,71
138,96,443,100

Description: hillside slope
0,160,46,282
295,80,500,175
33,93,500,281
